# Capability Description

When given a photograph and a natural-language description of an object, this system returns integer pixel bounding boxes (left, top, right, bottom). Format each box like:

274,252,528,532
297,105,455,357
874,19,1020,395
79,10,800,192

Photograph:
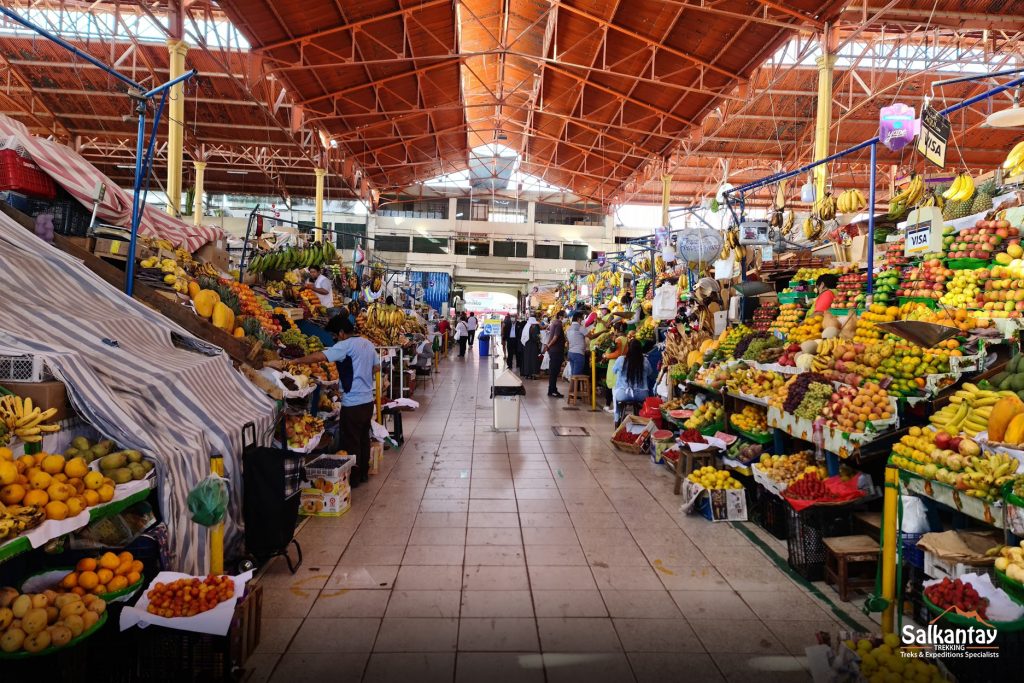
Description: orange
66,497,85,517
0,460,16,485
63,457,88,479
44,500,69,520
52,473,68,483
0,483,26,505
23,489,49,507
98,552,120,570
95,585,107,595
82,490,100,507
68,478,84,494
83,471,103,491
97,484,114,503
46,482,71,502
76,557,97,572
41,454,66,475
17,455,35,470
96,568,113,585
33,453,46,465
70,586,85,596
28,470,51,490
60,573,78,589
118,551,134,564
0,446,12,461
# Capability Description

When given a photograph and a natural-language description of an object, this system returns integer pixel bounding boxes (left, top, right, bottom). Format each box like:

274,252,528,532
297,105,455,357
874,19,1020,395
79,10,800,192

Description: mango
109,468,133,485
71,436,91,452
98,453,127,470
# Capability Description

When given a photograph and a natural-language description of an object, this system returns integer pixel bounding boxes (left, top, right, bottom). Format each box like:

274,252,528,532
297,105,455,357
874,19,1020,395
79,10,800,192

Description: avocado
127,463,146,480
99,452,127,470
1012,374,1024,392
110,467,133,484
71,436,91,451
991,372,1010,387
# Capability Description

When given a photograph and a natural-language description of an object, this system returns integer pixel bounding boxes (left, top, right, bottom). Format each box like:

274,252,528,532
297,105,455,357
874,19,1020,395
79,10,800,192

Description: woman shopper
454,314,469,357
267,315,380,487
566,312,589,376
611,340,654,423
520,315,541,379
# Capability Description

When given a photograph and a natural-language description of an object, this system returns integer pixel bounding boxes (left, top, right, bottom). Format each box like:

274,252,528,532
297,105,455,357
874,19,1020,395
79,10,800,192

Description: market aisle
245,347,874,683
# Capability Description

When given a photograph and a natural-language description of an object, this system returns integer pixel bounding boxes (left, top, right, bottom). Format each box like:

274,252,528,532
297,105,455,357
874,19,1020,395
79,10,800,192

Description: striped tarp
0,211,275,573
0,114,222,253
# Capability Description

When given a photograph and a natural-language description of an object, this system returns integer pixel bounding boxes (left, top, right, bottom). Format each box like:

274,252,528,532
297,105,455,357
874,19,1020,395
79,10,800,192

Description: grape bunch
782,372,830,412
733,332,766,359
795,383,833,420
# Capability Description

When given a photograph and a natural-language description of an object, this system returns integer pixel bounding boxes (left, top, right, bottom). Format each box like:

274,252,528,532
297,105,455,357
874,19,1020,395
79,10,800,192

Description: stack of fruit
870,269,900,307
978,256,1024,318
831,271,866,311
245,242,337,274
730,405,769,438
844,635,946,681
896,259,949,300
0,588,106,653
0,395,60,446
145,575,235,618
687,466,743,490
714,325,753,360
787,314,824,343
280,328,325,358
358,303,410,346
932,383,1004,436
751,302,779,331
783,470,844,502
821,382,893,433
768,303,805,337
724,367,785,399
779,373,835,420
55,552,144,597
284,415,325,450
824,341,955,396
727,441,764,465
792,267,840,282
981,355,1024,395
851,304,898,343
884,239,909,270
940,268,985,308
940,173,979,220
0,450,115,524
946,217,1008,261
994,542,1024,583
924,577,988,619
683,401,724,431
737,334,783,363
96,449,154,484
287,362,339,383
753,451,816,488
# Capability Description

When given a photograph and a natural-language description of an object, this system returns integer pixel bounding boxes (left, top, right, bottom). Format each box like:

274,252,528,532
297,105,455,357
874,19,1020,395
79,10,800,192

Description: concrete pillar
165,39,188,217
192,160,206,226
813,50,837,201
661,174,672,227
314,167,326,242
527,200,536,226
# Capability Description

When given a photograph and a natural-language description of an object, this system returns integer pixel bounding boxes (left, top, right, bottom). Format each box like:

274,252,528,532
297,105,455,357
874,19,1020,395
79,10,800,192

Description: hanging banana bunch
813,192,838,221
889,172,925,218
836,189,867,214
802,215,824,241
921,190,945,209
773,179,788,211
782,209,796,238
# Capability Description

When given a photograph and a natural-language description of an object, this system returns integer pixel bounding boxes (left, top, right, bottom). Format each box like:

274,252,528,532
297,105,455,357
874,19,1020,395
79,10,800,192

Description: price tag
917,105,950,167
906,225,931,252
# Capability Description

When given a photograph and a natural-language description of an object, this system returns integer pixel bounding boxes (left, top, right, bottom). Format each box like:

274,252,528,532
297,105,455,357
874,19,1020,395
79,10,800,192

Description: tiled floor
247,347,875,682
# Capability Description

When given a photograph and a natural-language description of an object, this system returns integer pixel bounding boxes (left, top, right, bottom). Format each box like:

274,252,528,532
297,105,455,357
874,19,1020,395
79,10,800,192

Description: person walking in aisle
267,315,379,487
505,313,520,369
566,312,590,377
611,340,654,423
466,311,479,348
520,315,541,379
545,310,567,398
454,314,469,357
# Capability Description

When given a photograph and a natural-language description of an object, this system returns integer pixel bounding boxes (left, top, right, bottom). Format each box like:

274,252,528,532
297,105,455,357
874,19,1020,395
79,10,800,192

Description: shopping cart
240,421,303,573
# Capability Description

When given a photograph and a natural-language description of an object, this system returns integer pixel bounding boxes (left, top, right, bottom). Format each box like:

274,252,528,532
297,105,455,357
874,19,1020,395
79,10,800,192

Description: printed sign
903,206,944,256
879,103,917,152
917,105,950,167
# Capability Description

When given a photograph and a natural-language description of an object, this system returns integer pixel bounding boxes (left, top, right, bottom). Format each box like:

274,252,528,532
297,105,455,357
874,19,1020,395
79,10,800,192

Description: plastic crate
901,532,924,569
0,148,56,198
0,354,49,382
32,197,92,236
923,549,994,581
786,505,854,581
752,484,789,540
0,189,33,213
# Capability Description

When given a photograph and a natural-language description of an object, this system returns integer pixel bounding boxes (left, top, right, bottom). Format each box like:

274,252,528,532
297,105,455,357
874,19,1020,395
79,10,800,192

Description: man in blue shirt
269,315,380,486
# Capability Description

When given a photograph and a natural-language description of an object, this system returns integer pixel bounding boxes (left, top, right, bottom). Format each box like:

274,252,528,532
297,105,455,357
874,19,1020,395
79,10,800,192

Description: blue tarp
408,271,451,311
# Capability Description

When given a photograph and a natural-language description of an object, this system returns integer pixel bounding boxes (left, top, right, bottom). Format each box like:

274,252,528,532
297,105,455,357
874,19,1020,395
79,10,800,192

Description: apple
934,432,952,449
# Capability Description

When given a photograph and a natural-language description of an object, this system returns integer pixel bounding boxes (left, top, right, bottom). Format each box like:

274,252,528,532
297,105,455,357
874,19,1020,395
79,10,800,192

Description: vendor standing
306,265,337,317
813,273,839,314
268,315,379,487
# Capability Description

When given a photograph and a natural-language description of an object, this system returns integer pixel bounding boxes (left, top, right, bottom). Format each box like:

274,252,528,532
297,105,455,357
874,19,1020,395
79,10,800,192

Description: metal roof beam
751,1,824,29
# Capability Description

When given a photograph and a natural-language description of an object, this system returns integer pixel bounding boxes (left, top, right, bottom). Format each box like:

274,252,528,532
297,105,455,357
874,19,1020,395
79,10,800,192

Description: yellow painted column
314,167,327,243
881,466,899,634
812,51,836,201
192,160,206,227
661,174,672,227
165,39,188,217
590,348,597,411
209,455,224,575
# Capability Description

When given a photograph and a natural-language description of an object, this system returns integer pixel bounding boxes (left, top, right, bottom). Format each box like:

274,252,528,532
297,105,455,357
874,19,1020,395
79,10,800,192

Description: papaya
193,289,219,318
1004,413,1024,445
988,395,1024,442
187,280,201,298
212,302,235,332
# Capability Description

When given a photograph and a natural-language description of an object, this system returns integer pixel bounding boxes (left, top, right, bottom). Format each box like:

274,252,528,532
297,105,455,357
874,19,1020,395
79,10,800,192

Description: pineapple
970,180,997,215
942,199,960,221
951,192,975,219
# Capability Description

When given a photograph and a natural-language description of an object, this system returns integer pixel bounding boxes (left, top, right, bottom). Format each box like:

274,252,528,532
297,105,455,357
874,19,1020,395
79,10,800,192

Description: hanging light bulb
800,176,816,203
624,245,635,259
987,89,1024,128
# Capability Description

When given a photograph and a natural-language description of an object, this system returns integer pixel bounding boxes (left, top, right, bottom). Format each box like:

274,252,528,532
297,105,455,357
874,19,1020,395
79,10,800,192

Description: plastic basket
786,505,854,581
751,484,789,540
0,148,56,198
32,197,92,237
897,296,938,310
901,531,924,569
778,292,810,304
945,257,991,270
0,354,49,382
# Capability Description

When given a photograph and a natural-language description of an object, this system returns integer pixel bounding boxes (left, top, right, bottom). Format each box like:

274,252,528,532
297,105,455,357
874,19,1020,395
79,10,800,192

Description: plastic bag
187,474,229,527
540,352,550,371
652,283,678,320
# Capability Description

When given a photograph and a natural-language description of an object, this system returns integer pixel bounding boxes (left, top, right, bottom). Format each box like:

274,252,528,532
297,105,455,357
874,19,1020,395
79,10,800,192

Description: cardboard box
93,237,141,261
0,380,71,422
369,442,383,475
195,241,231,272
63,236,96,253
299,454,354,516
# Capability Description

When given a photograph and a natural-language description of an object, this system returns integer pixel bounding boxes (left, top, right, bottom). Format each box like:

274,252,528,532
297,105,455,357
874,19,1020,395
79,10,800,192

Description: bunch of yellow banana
802,215,823,240
773,179,788,211
719,229,745,260
0,395,60,443
836,189,867,213
0,502,46,539
782,210,796,236
892,173,925,207
958,451,1020,501
1002,140,1024,179
932,383,1014,436
941,172,975,202
921,190,945,209
813,192,837,220
632,258,652,275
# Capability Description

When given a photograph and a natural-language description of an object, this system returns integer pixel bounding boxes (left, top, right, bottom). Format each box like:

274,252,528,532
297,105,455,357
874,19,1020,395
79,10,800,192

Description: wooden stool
568,375,590,406
853,511,883,537
824,535,880,601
